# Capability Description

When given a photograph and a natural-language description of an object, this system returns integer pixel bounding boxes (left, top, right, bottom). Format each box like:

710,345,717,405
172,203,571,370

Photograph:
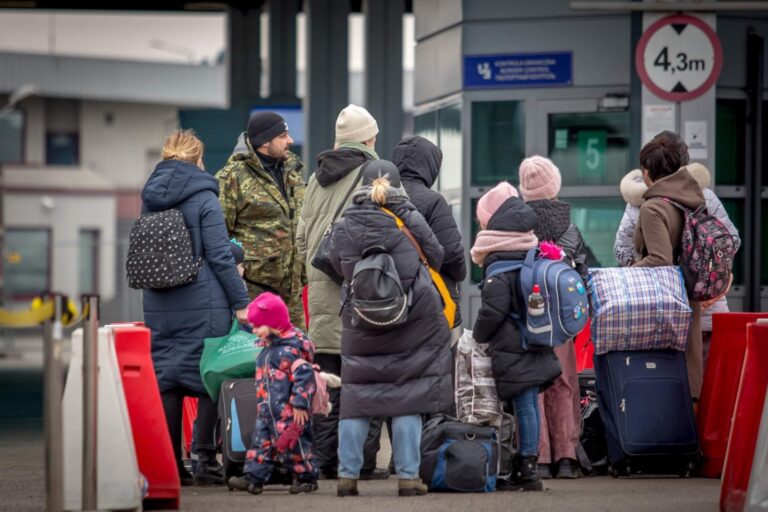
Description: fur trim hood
620,164,711,207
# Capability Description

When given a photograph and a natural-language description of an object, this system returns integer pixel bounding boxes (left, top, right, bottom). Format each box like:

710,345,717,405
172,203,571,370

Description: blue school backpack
484,247,588,349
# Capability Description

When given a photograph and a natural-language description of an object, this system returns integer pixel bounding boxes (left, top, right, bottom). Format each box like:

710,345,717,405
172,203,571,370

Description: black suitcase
594,350,699,477
218,378,291,484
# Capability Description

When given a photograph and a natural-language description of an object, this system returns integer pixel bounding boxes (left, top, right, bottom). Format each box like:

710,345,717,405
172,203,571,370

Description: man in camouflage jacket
217,112,307,328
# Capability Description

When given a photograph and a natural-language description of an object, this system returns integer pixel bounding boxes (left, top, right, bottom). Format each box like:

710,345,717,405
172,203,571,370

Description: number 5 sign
578,130,606,178
636,14,723,102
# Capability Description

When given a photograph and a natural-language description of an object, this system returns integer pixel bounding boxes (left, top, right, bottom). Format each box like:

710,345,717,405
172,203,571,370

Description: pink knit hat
519,156,562,201
476,182,518,229
247,292,292,333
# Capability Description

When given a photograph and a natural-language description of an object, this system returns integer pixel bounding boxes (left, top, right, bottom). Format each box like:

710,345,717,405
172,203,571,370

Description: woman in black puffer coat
328,160,452,497
518,155,587,480
471,182,561,492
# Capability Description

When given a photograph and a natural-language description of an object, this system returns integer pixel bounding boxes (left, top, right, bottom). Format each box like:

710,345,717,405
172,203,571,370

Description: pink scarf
471,230,539,266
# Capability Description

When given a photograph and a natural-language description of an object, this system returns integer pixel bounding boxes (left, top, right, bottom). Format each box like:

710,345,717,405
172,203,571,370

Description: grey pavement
0,341,722,512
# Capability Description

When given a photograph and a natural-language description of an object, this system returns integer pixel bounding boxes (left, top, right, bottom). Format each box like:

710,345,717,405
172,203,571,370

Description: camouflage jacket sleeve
217,167,240,236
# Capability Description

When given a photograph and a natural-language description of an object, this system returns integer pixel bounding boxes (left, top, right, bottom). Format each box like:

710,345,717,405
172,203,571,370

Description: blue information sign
464,51,573,89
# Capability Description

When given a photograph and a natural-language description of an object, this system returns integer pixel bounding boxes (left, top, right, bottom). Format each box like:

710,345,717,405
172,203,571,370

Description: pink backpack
290,358,331,416
663,198,736,302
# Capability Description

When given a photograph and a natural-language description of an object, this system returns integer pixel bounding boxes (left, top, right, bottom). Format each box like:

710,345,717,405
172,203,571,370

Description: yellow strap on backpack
381,208,456,329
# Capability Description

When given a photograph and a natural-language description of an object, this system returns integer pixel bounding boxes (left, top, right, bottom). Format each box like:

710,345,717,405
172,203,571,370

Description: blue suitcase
594,350,699,477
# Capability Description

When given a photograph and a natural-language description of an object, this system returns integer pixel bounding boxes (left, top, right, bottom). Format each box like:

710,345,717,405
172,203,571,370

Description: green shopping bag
200,319,262,401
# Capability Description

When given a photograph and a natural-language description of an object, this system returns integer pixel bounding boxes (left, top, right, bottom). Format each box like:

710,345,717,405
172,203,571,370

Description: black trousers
161,387,218,464
313,354,384,475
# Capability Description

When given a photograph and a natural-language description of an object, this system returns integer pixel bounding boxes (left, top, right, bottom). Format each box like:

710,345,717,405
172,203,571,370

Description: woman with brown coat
632,131,705,399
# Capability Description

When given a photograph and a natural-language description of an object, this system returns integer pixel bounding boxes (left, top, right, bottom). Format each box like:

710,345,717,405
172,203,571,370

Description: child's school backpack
290,358,332,416
419,415,498,492
662,198,736,302
126,209,201,289
483,247,588,349
348,249,409,330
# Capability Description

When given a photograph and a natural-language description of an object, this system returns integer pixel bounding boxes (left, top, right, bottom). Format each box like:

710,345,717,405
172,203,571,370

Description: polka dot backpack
126,209,202,289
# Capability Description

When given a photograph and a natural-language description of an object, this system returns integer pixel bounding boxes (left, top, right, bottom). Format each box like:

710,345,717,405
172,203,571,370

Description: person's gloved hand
276,421,303,452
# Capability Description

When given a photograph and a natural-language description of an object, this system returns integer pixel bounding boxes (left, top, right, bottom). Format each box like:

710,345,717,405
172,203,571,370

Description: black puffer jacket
328,189,452,419
526,199,589,283
473,198,561,401
394,136,467,326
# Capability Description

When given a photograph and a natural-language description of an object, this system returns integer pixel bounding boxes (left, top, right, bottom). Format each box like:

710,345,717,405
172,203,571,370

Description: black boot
227,476,263,495
555,458,581,479
496,455,543,492
193,452,224,486
177,460,194,487
289,477,319,494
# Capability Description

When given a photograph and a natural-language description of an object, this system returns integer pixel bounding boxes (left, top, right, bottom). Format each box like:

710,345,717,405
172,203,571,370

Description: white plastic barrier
63,326,142,511
747,389,768,511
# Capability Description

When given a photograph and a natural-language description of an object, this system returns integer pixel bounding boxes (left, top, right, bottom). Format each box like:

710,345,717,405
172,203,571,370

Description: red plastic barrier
113,326,180,510
182,397,199,458
574,319,594,372
698,313,768,478
720,321,768,512
302,285,310,328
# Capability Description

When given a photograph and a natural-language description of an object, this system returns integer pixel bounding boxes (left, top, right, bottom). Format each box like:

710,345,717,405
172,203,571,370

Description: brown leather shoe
337,478,359,497
398,478,428,497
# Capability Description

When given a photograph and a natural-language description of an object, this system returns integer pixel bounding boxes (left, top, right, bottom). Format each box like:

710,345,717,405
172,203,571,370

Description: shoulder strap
519,247,540,293
484,260,524,281
380,207,428,265
290,357,310,374
329,161,370,225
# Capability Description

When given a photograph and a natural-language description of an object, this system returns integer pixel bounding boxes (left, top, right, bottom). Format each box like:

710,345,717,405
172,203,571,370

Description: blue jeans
339,415,422,479
511,387,540,457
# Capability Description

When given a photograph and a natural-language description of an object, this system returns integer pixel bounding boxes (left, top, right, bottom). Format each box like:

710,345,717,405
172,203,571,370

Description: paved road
0,350,722,512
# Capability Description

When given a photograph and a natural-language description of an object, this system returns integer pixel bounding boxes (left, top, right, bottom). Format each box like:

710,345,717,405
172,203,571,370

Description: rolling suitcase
218,379,291,485
594,350,699,477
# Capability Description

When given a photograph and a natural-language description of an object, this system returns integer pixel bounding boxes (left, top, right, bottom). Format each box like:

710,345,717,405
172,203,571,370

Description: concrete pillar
269,0,299,99
228,6,263,105
364,0,404,161
304,0,349,168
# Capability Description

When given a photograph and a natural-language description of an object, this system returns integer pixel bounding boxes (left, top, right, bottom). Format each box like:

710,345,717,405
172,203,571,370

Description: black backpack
349,249,409,330
126,209,201,289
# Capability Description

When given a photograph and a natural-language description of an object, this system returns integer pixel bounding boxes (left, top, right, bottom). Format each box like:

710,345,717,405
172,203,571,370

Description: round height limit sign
636,14,723,102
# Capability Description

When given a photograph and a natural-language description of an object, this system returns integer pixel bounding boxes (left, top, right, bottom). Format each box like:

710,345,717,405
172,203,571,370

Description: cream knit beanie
335,104,379,145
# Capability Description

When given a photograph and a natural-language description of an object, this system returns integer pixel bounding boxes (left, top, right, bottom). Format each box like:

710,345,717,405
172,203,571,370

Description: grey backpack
349,250,410,330
126,209,202,289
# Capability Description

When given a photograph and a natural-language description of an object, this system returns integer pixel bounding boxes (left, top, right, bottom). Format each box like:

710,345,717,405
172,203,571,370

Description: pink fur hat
476,182,518,229
247,292,292,333
519,155,562,201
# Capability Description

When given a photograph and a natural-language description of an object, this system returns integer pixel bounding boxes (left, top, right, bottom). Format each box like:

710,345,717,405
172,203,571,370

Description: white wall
80,101,178,189
4,188,116,302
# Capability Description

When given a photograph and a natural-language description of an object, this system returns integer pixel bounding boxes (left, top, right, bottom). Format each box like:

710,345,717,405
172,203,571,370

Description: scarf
470,230,539,266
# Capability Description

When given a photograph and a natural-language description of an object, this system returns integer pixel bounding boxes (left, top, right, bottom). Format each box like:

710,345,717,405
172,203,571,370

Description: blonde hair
370,176,390,205
161,129,204,165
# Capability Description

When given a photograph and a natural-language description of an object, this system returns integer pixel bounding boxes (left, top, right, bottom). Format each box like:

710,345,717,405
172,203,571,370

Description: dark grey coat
328,192,452,419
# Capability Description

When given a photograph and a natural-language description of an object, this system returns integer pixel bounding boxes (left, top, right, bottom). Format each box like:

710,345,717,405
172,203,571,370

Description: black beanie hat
362,160,401,188
247,112,288,148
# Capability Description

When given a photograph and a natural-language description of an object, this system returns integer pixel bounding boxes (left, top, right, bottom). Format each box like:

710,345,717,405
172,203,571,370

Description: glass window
715,100,746,186
46,133,79,165
79,230,99,295
4,229,50,299
471,101,524,186
0,110,24,164
569,198,626,269
438,104,462,191
721,199,745,286
414,111,438,145
548,112,630,187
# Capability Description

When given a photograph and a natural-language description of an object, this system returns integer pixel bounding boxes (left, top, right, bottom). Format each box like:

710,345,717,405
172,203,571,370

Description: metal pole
44,294,64,512
82,295,99,510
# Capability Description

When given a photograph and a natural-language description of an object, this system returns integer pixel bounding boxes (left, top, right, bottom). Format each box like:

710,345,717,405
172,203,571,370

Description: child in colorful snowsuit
227,292,320,495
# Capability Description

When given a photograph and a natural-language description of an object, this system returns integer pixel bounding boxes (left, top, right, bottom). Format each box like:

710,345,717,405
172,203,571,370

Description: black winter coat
526,199,589,283
328,192,453,419
141,160,250,393
394,136,467,326
473,199,561,401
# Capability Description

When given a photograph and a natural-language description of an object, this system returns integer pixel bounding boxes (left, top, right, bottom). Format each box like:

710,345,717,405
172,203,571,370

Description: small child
227,292,320,495
470,182,561,492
